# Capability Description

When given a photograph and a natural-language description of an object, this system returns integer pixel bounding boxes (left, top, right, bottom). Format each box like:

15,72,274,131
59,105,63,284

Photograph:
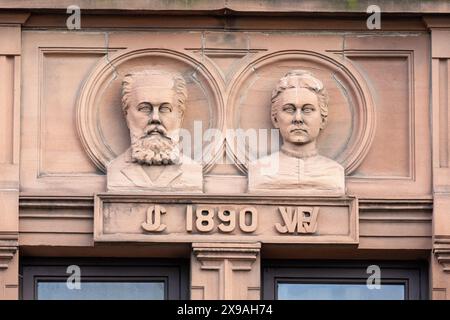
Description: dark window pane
37,281,165,300
277,283,405,300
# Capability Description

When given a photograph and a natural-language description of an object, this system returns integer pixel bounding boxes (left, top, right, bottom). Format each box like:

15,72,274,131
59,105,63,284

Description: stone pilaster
191,242,261,300
425,17,450,299
0,14,27,299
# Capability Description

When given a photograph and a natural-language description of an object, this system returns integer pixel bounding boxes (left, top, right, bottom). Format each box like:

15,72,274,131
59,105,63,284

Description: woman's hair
271,70,328,124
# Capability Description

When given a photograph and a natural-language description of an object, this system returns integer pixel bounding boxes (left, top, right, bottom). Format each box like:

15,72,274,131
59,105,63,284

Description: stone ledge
1,0,450,14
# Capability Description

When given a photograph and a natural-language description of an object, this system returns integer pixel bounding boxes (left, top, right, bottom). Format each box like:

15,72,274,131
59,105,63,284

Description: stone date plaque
94,194,358,244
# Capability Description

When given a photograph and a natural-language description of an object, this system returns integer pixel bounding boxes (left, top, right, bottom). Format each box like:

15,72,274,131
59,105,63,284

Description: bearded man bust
106,69,203,192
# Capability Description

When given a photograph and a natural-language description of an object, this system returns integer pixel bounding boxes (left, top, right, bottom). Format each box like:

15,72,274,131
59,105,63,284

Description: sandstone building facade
1,0,450,300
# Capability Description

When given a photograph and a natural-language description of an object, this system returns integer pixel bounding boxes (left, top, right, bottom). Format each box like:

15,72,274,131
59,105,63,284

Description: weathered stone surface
1,1,449,300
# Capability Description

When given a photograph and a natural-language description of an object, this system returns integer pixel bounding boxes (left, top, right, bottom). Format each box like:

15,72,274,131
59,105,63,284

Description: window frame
262,260,428,300
20,258,189,300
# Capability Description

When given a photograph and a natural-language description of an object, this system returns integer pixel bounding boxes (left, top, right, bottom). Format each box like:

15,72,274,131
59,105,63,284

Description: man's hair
271,70,329,125
121,70,188,115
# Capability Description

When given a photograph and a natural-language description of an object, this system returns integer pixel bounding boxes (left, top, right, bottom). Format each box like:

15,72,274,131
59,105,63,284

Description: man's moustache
142,125,169,138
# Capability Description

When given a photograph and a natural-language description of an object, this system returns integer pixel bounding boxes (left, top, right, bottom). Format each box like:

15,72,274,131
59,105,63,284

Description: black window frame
262,260,428,300
20,257,189,300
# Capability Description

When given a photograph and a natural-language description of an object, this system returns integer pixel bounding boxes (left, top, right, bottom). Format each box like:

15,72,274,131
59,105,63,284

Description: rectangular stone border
94,193,359,245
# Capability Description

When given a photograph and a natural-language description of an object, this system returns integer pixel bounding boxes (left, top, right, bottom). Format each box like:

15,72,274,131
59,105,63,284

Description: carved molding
187,48,266,85
0,248,17,270
434,237,450,272
431,56,450,190
19,195,93,209
0,13,30,25
191,242,261,300
37,48,113,179
430,27,450,278
19,195,432,249
0,233,18,270
342,50,415,181
0,52,20,188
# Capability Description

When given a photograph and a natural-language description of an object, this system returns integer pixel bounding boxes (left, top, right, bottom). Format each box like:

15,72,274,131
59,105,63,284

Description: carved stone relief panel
76,48,225,178
226,51,376,179
247,69,346,195
20,31,430,197
94,194,358,244
106,69,203,192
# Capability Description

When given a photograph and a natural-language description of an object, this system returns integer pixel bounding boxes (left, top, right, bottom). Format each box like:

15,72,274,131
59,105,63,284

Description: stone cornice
192,242,261,299
0,12,30,24
193,242,260,263
1,0,450,15
423,16,450,29
19,194,433,208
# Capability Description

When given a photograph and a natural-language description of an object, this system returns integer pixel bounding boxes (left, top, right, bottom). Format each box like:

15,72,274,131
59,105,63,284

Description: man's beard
130,126,180,165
